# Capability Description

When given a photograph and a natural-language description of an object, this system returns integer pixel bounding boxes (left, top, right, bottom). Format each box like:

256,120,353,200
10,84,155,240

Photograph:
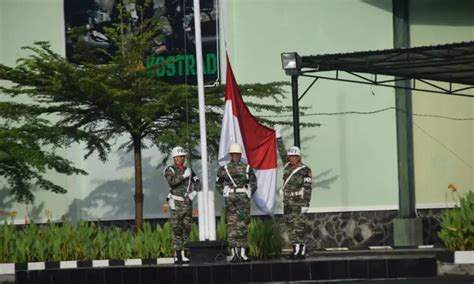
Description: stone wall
418,208,444,246
295,208,446,251
93,208,447,251
305,210,398,250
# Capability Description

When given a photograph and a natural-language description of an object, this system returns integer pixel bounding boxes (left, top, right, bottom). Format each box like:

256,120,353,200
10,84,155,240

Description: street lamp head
281,52,301,76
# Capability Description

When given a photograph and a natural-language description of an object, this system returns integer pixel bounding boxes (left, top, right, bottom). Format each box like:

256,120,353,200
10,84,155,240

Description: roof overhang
295,41,474,98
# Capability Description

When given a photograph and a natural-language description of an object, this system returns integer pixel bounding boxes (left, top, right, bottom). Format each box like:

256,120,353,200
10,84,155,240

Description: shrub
132,222,161,259
216,209,283,259
438,185,474,251
0,216,284,262
0,221,15,262
157,222,174,257
248,218,283,259
190,222,199,242
216,209,227,241
0,220,179,263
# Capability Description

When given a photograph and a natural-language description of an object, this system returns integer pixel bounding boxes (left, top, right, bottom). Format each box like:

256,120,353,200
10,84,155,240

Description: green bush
438,189,474,251
59,222,83,261
42,223,65,262
216,209,227,241
248,218,283,259
0,220,180,263
17,223,41,262
132,222,160,259
0,221,15,262
0,216,284,262
190,222,199,242
157,222,174,257
73,221,97,260
107,228,132,260
216,208,283,259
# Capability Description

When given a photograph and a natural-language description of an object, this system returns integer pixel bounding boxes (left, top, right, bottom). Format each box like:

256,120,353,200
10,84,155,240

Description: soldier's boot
240,247,250,262
181,250,190,263
290,243,300,259
230,247,240,263
174,250,184,265
297,244,306,259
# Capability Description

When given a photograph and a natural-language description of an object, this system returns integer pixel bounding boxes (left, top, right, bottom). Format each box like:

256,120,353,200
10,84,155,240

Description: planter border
436,250,474,264
0,263,14,275
2,246,463,275
0,258,173,274
454,251,474,264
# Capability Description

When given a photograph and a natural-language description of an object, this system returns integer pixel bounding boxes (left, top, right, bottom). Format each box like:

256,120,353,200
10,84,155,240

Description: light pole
281,52,302,147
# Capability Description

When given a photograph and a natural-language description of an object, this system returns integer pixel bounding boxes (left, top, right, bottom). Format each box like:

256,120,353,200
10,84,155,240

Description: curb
0,258,175,274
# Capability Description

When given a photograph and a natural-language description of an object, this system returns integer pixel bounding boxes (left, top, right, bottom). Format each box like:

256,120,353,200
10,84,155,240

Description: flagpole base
185,240,227,264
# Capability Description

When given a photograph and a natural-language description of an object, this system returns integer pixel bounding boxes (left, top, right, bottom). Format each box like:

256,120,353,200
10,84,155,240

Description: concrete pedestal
393,218,423,247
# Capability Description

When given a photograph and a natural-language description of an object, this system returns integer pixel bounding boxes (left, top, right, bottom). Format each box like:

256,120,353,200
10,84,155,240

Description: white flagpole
193,0,215,240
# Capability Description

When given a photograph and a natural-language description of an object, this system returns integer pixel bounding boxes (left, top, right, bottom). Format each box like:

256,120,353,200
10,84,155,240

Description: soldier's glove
278,188,284,198
183,168,192,179
161,202,169,213
192,175,200,183
168,198,176,210
188,191,197,200
223,186,230,198
274,124,283,139
242,185,251,199
246,189,251,199
301,207,309,214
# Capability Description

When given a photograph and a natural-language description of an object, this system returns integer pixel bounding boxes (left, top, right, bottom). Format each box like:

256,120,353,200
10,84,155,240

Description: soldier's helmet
229,143,243,154
171,146,188,157
287,146,301,156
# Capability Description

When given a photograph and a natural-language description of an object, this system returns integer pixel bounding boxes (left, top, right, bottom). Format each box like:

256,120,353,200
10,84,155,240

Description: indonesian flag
218,55,277,214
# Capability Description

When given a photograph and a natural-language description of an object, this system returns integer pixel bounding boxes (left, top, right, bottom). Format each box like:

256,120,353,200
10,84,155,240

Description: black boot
289,244,299,259
297,243,306,259
230,247,241,263
174,250,183,265
240,247,250,262
181,250,190,264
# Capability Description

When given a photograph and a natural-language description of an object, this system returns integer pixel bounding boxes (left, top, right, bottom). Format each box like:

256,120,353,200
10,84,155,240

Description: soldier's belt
289,188,304,197
224,186,251,199
169,194,185,202
234,188,250,194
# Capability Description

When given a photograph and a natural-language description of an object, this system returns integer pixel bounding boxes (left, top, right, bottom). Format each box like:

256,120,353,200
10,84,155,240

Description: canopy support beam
392,0,422,246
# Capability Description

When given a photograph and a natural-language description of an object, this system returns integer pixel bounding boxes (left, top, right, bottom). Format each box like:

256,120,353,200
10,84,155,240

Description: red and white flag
218,55,277,214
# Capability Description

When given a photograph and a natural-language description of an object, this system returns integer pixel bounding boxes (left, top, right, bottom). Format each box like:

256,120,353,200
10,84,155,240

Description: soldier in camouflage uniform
163,146,200,264
275,127,313,259
216,143,257,262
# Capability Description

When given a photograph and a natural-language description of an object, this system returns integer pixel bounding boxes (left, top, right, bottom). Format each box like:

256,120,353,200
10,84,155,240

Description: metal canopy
298,41,474,98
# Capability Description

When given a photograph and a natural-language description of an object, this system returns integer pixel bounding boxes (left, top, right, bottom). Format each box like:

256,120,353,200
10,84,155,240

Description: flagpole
193,0,215,240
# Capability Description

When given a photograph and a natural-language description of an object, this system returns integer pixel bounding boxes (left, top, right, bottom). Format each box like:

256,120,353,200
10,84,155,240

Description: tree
0,102,107,203
0,2,314,229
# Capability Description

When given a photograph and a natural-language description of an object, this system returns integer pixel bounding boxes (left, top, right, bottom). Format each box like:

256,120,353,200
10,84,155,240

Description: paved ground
247,276,474,283
0,274,14,284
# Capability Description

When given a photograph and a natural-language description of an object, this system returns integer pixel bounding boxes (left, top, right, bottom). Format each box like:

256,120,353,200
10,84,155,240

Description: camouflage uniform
164,165,200,251
277,138,312,245
216,160,257,248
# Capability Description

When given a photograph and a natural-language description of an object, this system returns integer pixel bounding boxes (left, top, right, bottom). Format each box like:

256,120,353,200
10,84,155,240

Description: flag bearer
216,143,257,262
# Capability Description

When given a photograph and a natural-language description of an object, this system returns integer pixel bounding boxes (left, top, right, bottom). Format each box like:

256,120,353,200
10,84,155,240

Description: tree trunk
133,136,144,230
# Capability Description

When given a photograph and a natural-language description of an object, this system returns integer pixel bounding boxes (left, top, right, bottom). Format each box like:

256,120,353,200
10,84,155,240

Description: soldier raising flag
163,146,200,264
275,126,313,259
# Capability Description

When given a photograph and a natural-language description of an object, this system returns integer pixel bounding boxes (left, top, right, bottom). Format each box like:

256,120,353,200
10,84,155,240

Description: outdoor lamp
280,52,302,147
281,52,301,76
